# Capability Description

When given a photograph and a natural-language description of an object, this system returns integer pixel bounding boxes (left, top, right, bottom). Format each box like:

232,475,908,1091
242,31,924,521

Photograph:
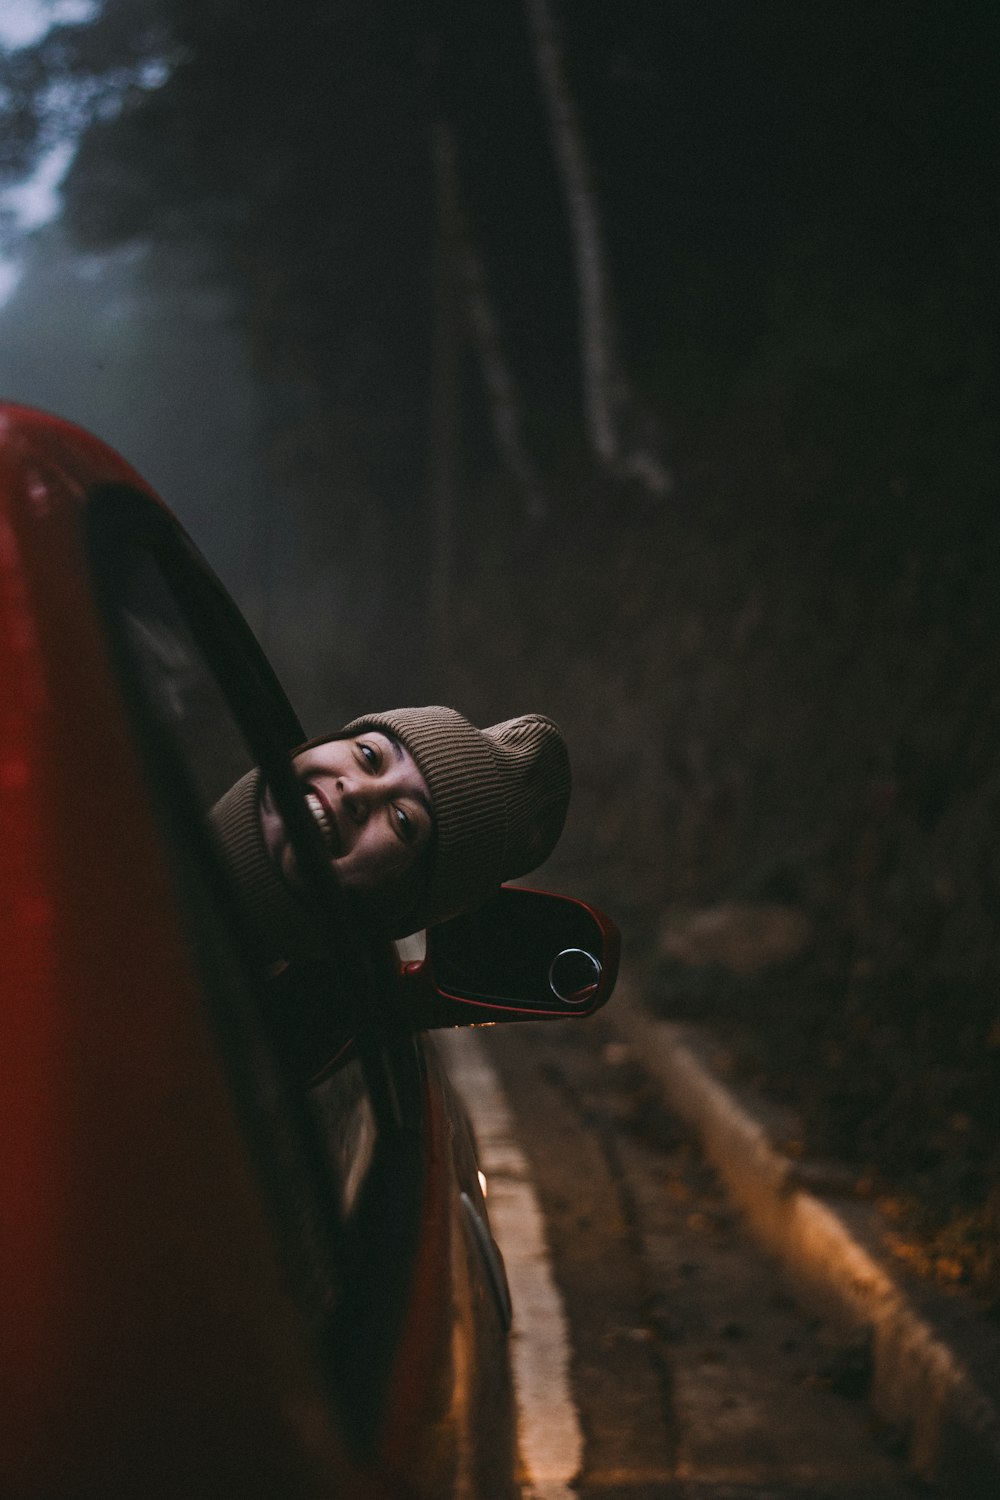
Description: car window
119,545,256,805
89,489,383,1246
88,486,436,1447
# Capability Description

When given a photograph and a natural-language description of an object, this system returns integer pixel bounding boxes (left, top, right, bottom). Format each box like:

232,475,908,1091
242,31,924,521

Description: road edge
613,967,1000,1497
437,1028,584,1500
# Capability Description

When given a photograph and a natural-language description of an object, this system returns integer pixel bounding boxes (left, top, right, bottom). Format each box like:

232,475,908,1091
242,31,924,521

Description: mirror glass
427,885,614,1015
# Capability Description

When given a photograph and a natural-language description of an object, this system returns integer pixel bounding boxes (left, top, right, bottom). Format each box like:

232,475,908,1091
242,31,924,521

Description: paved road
441,1015,916,1500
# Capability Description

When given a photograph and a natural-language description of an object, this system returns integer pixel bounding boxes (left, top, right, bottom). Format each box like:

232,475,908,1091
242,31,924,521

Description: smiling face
259,730,434,894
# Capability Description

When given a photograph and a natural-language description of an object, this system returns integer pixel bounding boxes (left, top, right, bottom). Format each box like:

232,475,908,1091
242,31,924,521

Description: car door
86,482,519,1497
1,407,515,1498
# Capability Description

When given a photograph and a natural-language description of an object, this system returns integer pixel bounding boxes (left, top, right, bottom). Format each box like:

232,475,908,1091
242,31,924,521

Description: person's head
211,706,571,959
260,727,435,897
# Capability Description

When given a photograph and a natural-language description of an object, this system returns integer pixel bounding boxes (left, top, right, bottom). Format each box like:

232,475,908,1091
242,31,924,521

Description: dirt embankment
444,385,1000,1306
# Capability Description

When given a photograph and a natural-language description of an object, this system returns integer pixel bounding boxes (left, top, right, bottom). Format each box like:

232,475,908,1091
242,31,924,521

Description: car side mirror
401,885,620,1029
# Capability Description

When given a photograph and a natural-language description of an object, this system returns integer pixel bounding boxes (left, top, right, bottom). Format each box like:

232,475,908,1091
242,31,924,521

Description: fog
0,226,362,724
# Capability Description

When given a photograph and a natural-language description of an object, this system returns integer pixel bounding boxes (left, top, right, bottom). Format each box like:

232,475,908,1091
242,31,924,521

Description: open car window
86,484,437,1449
87,486,382,1231
118,543,257,807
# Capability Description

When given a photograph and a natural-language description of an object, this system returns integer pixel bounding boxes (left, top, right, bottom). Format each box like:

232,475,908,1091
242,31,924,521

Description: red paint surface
0,487,61,1408
379,1058,457,1487
0,405,365,1497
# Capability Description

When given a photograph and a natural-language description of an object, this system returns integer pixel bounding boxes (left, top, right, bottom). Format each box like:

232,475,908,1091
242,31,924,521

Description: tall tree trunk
437,124,549,523
428,123,462,670
523,0,670,496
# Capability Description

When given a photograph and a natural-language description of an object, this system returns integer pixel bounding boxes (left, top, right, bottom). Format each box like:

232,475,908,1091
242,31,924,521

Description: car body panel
1,407,377,1496
1,404,516,1498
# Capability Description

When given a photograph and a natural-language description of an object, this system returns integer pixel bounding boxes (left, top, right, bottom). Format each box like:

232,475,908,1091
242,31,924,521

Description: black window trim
84,484,421,1127
84,482,445,1447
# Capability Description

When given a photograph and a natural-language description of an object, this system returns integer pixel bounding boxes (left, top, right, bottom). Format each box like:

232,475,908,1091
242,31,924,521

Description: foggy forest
2,0,999,1304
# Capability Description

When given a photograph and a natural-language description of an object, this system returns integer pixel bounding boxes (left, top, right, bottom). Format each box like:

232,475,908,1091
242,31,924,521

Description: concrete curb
612,969,1000,1497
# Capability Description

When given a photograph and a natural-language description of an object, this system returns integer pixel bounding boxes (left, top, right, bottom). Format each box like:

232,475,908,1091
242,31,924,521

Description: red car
1,404,618,1499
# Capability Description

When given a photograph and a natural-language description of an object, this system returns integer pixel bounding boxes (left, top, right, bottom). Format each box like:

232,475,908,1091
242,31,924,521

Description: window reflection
112,534,379,1229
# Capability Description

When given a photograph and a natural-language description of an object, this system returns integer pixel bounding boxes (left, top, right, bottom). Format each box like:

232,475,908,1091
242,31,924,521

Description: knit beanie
209,707,571,952
337,707,571,935
210,765,331,963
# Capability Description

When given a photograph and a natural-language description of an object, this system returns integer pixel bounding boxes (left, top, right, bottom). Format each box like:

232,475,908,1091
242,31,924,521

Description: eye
358,741,380,771
392,804,414,843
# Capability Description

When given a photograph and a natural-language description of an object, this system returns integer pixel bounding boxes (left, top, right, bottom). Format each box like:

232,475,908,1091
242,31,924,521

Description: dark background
2,1,999,1297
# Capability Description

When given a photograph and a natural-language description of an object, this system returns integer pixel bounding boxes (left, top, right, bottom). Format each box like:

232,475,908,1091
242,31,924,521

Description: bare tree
428,123,549,664
523,0,671,496
438,124,549,523
428,123,462,667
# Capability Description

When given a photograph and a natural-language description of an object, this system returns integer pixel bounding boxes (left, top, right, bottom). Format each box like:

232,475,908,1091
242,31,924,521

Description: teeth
305,791,337,853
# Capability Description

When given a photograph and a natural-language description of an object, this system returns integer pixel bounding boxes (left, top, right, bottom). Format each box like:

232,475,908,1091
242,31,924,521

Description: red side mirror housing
402,885,620,1029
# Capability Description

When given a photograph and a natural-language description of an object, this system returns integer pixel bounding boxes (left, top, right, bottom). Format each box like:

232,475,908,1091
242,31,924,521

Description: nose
337,774,372,825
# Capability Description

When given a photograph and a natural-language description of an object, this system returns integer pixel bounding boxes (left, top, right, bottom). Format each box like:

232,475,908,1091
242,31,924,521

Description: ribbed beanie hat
209,707,571,953
337,706,571,936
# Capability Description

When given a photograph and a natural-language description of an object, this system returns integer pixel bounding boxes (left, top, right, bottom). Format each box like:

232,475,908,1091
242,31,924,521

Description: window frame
83,483,436,1445
84,482,400,1044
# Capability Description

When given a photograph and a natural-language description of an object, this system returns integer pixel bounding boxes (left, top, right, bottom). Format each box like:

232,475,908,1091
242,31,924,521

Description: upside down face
259,730,433,893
